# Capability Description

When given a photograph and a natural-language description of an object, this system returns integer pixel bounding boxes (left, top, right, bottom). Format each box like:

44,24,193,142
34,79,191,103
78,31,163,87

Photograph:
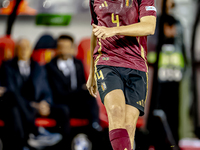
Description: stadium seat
0,120,4,127
32,47,91,128
76,38,91,79
31,49,56,65
35,118,56,128
70,118,89,127
35,118,89,128
0,35,15,66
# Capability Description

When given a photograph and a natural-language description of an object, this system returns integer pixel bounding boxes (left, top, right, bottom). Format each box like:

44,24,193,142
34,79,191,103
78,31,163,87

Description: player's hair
57,35,74,44
163,15,177,26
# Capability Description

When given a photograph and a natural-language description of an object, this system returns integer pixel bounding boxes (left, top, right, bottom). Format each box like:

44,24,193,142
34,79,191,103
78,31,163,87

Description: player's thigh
104,89,126,116
95,65,126,118
124,69,148,116
96,65,124,105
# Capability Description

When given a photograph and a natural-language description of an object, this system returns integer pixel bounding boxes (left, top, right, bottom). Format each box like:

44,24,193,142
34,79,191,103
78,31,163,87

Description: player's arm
116,16,156,36
93,15,156,39
86,29,97,97
89,30,97,75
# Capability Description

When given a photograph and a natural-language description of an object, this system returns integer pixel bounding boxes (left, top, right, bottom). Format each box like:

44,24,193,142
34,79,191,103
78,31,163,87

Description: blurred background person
32,34,56,65
0,38,70,150
45,34,101,149
46,34,100,127
146,0,188,149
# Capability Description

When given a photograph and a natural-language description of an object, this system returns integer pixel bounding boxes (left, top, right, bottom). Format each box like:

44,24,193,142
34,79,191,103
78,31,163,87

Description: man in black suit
46,35,100,129
0,39,70,150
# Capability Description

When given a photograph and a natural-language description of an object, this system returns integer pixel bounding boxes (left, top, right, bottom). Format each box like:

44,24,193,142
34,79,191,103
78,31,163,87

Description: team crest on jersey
101,82,107,92
126,0,133,7
145,6,157,12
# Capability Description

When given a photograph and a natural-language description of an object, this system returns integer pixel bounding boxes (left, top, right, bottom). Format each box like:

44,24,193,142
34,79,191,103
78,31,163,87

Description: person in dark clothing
46,35,100,128
147,13,187,149
0,38,70,150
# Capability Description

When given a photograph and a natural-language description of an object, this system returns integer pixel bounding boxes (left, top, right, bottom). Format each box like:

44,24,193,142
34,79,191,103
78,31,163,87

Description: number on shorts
96,70,104,80
111,13,119,27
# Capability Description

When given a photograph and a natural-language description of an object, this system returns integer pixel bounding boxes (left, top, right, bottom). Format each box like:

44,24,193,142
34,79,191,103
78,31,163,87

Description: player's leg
122,68,148,150
125,105,140,150
104,89,126,131
104,89,132,150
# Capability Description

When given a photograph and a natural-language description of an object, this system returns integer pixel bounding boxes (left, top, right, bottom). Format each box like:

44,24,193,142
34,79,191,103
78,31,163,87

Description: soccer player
86,0,157,150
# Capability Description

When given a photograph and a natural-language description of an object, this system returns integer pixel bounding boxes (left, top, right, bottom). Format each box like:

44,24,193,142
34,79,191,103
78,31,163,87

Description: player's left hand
38,100,50,117
31,100,50,117
0,87,6,97
92,24,116,40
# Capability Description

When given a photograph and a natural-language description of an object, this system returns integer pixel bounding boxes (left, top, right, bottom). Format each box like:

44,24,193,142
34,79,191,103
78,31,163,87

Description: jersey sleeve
139,0,157,19
90,0,98,25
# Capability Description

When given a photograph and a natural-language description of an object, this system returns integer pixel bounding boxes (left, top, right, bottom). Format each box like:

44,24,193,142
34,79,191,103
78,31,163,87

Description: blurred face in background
57,39,75,60
166,0,175,14
164,23,176,38
16,39,32,61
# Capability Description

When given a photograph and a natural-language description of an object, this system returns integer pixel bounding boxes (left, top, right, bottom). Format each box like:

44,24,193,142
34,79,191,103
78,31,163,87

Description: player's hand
31,100,50,117
86,72,97,98
38,100,50,117
0,87,6,97
92,24,116,40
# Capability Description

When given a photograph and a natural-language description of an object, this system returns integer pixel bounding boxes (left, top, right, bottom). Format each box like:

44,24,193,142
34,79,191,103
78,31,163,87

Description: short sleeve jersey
90,0,156,72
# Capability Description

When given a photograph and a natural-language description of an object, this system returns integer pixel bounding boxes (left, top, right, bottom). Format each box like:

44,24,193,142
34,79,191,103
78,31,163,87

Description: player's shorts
95,65,148,116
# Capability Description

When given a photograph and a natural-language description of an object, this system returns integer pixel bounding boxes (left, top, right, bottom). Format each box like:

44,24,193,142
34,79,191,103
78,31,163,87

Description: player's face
166,0,175,10
17,39,32,61
164,23,176,38
57,39,75,59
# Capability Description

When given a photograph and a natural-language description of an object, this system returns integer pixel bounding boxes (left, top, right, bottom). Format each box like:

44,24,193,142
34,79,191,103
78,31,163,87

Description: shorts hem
127,103,144,116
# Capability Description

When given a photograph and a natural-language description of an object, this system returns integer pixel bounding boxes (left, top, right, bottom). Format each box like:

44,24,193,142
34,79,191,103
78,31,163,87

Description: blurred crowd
0,34,104,150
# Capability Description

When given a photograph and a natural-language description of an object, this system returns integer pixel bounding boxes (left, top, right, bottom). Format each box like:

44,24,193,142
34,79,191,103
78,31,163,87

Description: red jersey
90,0,156,72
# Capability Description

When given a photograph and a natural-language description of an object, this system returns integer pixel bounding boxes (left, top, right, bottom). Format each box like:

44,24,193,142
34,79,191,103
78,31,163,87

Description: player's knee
125,124,135,133
109,104,124,117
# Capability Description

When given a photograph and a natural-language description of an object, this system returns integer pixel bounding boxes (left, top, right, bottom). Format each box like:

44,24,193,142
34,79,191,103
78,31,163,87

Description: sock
109,128,131,150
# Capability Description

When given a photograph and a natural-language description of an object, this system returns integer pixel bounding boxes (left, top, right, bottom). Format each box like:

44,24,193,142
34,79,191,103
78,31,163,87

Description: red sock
109,128,131,150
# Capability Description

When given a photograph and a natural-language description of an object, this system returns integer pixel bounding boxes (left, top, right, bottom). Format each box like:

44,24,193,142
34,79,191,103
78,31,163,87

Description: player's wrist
114,26,120,36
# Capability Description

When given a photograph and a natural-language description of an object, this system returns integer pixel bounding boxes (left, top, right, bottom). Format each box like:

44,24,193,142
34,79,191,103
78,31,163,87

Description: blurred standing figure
147,0,187,147
148,0,175,54
46,35,100,130
0,39,70,150
156,14,186,145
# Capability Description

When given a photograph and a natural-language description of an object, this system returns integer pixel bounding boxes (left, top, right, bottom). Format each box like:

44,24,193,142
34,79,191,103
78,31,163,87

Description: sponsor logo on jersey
145,6,157,12
101,82,107,92
126,0,133,7
102,57,109,61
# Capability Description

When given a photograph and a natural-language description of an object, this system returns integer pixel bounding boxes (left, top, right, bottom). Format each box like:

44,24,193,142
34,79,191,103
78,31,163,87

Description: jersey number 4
96,70,104,80
111,13,119,27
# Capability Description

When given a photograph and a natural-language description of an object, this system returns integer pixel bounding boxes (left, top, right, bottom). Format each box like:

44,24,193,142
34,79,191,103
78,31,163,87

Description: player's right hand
86,73,97,98
38,100,50,117
0,87,6,97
